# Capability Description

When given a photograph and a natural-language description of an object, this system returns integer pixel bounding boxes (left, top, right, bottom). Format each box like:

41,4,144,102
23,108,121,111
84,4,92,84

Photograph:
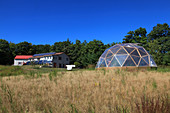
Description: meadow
0,65,170,113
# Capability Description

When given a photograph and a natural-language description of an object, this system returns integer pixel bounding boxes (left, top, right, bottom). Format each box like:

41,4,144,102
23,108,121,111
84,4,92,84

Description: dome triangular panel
110,47,120,54
123,56,136,66
100,51,108,58
143,56,149,64
109,57,120,67
138,48,147,56
117,48,127,54
150,56,157,67
116,55,128,66
106,50,113,58
131,55,140,65
131,50,140,56
124,47,135,54
139,58,148,66
100,60,107,67
106,56,113,66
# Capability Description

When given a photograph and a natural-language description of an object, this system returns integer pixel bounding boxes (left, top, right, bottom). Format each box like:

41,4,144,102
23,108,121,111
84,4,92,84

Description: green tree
148,23,170,41
52,38,72,54
70,40,82,66
147,23,170,65
123,31,135,43
34,44,51,54
15,41,33,55
123,27,147,48
9,42,17,64
0,39,11,65
80,40,105,67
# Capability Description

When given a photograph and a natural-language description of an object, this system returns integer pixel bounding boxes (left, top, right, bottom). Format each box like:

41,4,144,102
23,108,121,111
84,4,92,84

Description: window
66,58,68,61
59,57,62,60
59,63,61,68
18,62,22,64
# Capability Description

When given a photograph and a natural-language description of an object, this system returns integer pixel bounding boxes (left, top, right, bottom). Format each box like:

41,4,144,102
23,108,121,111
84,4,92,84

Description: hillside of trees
0,23,170,67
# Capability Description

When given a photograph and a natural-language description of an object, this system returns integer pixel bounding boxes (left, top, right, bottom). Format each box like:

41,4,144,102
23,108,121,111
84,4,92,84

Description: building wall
14,59,29,66
44,56,53,61
52,54,70,68
30,56,53,62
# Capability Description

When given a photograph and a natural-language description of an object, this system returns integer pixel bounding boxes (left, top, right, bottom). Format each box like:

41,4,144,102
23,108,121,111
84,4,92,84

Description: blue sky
0,0,170,45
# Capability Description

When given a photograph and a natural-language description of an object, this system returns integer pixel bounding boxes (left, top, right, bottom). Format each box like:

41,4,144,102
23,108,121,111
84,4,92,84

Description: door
54,63,56,68
59,63,61,68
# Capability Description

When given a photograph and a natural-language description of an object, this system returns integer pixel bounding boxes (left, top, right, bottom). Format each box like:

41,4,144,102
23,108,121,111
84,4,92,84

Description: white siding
14,59,29,66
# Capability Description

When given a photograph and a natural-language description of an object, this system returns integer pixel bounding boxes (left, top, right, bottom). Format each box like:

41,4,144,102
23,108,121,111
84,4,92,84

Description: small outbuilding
96,43,157,69
14,55,33,66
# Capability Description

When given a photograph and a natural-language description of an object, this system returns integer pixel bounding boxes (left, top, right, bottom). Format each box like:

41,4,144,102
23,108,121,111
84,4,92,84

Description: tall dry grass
0,70,170,113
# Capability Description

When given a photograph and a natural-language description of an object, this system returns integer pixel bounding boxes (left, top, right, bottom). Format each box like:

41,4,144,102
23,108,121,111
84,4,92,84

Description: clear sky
0,0,170,45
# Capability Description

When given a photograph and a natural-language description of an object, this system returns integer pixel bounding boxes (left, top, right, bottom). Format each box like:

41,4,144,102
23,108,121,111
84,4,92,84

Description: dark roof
33,52,56,57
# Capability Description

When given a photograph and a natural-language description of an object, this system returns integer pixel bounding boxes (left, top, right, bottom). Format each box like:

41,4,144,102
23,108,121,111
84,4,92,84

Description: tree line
0,23,170,67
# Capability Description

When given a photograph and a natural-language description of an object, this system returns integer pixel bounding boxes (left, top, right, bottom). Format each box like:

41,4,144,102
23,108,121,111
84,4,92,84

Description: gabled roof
53,52,64,56
15,55,33,59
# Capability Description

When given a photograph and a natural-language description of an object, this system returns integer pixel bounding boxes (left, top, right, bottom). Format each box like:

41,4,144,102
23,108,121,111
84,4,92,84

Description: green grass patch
148,66,170,72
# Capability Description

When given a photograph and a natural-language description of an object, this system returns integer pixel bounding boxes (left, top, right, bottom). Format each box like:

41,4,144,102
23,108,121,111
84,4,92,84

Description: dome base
96,67,157,71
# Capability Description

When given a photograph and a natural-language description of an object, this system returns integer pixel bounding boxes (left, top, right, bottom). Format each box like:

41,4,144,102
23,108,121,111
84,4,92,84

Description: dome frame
96,43,157,68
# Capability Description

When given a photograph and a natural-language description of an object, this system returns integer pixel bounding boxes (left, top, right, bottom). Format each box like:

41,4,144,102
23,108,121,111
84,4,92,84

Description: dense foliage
0,23,170,67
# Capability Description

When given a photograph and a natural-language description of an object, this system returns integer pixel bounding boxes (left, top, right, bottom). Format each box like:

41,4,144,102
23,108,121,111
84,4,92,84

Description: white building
14,55,32,66
29,52,70,67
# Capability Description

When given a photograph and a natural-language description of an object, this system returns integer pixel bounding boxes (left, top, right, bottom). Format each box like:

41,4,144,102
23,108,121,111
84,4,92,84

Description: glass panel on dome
133,45,140,48
109,57,120,67
99,60,107,67
98,58,104,66
106,50,113,58
124,47,135,54
96,62,100,68
131,49,139,56
139,58,148,66
131,55,140,65
138,48,146,53
119,43,126,46
123,56,136,66
96,61,100,68
138,49,147,56
143,56,149,64
106,56,113,66
101,50,108,58
117,48,127,54
113,44,120,48
116,55,128,66
150,56,157,67
110,47,120,54
128,43,135,47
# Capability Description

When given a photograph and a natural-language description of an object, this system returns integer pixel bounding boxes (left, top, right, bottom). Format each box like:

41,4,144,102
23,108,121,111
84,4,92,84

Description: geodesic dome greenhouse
96,43,157,68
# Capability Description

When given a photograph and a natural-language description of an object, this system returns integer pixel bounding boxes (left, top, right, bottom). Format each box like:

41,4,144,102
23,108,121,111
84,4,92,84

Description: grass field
0,65,170,113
